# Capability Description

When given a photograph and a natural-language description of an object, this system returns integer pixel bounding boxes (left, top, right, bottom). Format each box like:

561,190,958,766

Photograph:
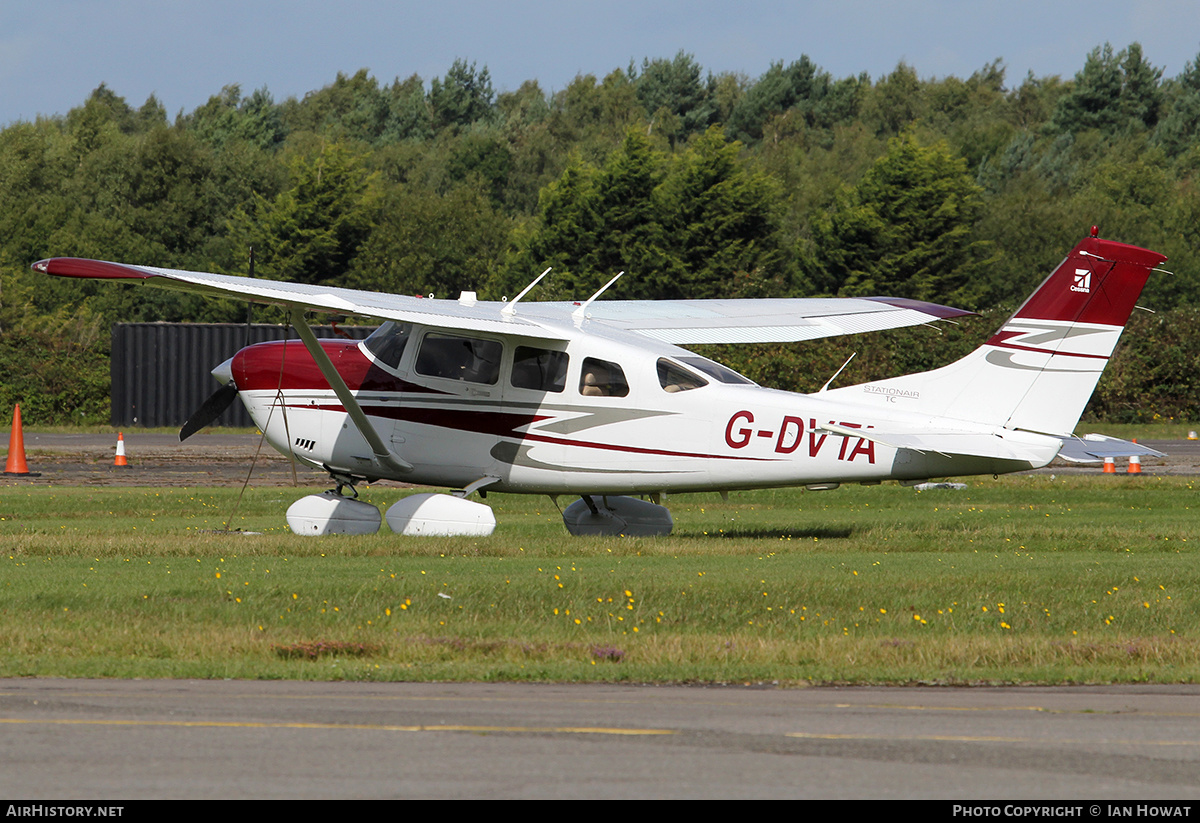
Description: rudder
823,229,1167,435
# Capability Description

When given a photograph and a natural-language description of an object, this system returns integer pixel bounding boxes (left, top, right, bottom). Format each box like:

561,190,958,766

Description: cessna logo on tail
1071,268,1091,293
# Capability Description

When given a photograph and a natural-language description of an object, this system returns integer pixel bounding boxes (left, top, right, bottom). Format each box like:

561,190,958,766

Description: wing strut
288,307,413,475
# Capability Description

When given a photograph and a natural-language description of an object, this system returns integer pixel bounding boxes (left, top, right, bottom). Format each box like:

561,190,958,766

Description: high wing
32,258,974,344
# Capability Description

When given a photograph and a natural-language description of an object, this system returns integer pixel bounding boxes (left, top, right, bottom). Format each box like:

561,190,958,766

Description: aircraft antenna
573,271,624,321
501,267,552,315
819,352,857,393
243,247,255,349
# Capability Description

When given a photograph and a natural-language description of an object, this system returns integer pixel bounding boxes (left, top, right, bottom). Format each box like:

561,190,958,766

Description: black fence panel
110,323,376,428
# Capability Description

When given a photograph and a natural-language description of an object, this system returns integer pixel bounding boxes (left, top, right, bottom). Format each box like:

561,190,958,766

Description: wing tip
32,258,154,280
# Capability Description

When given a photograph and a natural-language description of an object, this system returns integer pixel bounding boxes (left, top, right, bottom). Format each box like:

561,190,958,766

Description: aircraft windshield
675,355,754,385
362,321,413,370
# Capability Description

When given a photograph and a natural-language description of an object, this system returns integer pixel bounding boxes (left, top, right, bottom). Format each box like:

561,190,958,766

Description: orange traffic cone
113,432,128,467
1126,438,1142,474
4,404,30,475
1102,457,1116,473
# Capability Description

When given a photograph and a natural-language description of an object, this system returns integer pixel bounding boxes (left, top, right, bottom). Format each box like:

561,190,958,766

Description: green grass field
1,474,1196,683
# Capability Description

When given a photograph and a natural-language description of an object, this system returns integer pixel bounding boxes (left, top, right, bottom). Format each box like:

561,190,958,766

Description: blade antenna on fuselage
573,271,624,323
244,247,255,348
818,352,857,393
501,267,552,316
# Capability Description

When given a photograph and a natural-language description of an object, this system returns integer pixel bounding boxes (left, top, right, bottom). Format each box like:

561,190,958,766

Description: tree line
1,44,1198,423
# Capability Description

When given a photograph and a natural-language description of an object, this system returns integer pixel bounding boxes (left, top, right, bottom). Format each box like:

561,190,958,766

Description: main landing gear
285,475,496,537
561,494,674,537
284,478,672,538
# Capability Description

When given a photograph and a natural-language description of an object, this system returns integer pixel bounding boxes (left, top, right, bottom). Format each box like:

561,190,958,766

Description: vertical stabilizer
823,230,1166,435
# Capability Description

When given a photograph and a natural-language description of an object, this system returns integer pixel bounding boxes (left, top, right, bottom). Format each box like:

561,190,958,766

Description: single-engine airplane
33,227,1166,537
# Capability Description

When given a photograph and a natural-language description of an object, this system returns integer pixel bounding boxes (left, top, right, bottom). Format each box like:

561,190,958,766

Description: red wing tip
31,258,155,280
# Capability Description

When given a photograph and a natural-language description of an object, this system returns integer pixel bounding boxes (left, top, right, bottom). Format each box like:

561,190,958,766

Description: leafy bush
0,318,110,426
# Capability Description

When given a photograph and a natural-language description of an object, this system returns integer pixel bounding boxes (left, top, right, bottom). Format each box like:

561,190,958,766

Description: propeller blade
179,382,240,442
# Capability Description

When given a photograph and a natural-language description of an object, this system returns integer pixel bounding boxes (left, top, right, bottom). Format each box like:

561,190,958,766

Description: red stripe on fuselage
306,403,551,437
297,402,778,463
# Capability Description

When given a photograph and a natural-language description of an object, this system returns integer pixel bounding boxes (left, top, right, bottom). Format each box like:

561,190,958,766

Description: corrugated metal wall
110,323,376,428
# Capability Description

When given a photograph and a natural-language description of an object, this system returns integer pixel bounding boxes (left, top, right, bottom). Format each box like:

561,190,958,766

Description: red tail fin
996,231,1165,332
827,230,1166,435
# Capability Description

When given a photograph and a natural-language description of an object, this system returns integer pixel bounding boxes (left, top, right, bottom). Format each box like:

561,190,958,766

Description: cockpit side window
511,346,569,393
578,357,629,398
657,358,707,393
415,333,502,384
362,321,413,370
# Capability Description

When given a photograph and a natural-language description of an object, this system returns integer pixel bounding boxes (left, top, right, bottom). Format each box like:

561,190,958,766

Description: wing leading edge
32,258,974,344
32,258,567,340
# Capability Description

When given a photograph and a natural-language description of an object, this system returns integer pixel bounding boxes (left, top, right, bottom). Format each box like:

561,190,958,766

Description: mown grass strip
0,475,1195,683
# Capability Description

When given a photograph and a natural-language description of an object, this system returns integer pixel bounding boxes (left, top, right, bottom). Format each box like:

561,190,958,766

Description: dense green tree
279,69,390,143
803,132,991,305
1154,53,1200,156
510,130,664,300
864,62,924,136
445,131,513,207
381,74,433,143
635,51,715,146
228,142,375,285
1050,42,1163,135
654,126,783,298
349,182,509,297
184,84,284,149
504,127,782,300
430,59,495,131
495,81,558,213
546,70,642,162
727,56,855,143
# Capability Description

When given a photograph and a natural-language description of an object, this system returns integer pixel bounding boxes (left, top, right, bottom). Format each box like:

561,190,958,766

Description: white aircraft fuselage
230,318,1053,497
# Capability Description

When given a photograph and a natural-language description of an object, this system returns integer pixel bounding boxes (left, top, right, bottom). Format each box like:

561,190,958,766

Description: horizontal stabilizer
1055,434,1166,463
814,422,1061,463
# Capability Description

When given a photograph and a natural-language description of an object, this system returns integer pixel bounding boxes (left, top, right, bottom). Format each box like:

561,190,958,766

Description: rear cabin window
362,321,413,370
578,357,629,398
415,334,502,384
657,359,708,393
511,347,569,393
